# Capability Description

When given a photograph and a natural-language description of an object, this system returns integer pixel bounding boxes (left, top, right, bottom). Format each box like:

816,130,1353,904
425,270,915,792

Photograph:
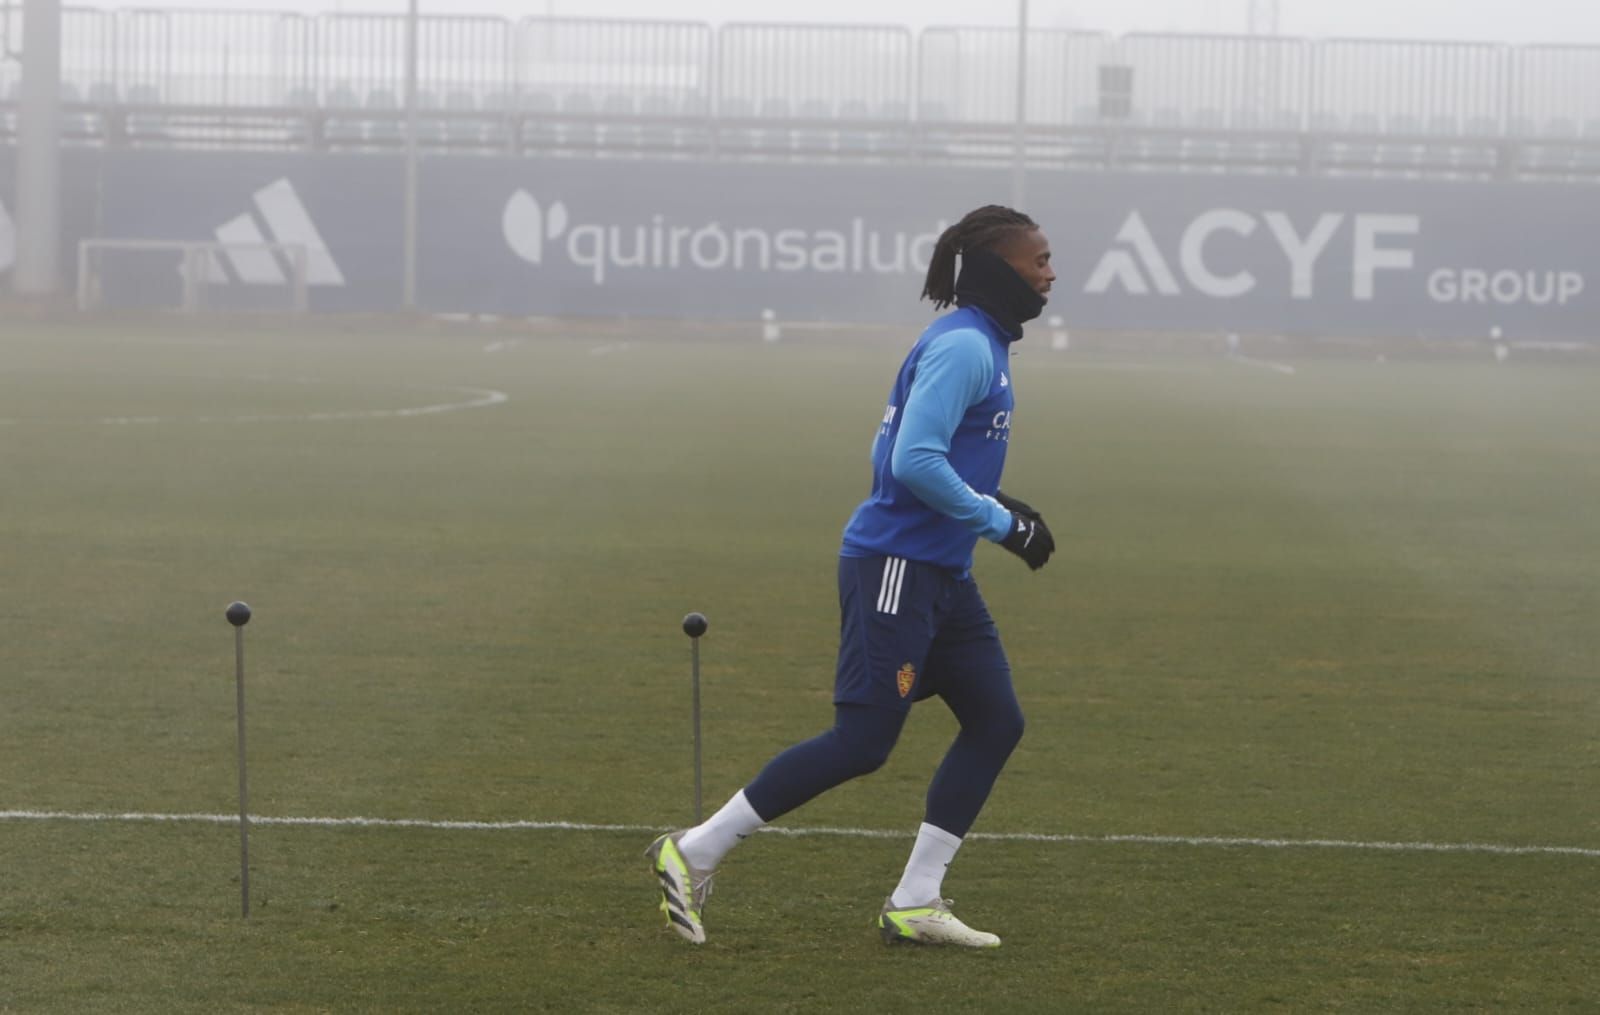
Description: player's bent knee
828,702,905,777
829,724,898,777
990,709,1025,755
838,735,896,777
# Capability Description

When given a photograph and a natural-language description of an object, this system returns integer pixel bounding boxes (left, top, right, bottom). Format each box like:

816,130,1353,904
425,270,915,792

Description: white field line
1030,361,1214,374
214,385,509,423
2,809,1596,859
1227,352,1298,375
0,385,508,426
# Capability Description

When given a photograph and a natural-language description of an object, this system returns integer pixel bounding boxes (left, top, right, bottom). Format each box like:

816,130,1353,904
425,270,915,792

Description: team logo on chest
896,662,917,698
986,409,1012,442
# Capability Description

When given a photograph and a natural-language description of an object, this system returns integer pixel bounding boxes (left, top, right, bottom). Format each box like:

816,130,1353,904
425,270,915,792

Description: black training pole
226,601,253,918
681,612,708,823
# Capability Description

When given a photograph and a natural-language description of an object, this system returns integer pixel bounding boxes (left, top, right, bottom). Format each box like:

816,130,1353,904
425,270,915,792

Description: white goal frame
77,238,310,314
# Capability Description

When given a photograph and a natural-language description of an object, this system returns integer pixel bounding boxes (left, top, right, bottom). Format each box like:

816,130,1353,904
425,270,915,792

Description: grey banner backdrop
3,147,1595,340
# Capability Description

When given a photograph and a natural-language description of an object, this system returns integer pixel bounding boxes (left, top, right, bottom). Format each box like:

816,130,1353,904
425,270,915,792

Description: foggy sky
114,0,1600,46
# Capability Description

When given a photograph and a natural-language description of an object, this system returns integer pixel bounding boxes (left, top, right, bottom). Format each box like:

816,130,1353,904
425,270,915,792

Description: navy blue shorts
834,554,1010,713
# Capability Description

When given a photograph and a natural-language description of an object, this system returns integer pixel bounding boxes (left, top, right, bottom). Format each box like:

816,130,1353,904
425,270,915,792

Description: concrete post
14,0,61,298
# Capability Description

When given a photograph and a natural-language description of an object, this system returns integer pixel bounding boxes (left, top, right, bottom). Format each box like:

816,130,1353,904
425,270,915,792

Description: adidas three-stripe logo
207,178,346,287
655,868,695,933
877,557,907,615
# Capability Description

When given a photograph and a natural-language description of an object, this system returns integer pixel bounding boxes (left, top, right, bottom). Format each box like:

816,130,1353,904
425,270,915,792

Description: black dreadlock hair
920,204,1038,309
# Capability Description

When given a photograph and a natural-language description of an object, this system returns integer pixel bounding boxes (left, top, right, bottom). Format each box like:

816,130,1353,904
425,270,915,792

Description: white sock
677,789,765,871
890,822,964,908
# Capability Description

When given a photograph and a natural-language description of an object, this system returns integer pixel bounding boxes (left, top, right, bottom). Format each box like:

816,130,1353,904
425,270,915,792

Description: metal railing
2,6,1599,143
1311,38,1509,133
1516,44,1600,136
917,27,1107,124
718,22,912,116
514,17,710,108
1114,33,1311,128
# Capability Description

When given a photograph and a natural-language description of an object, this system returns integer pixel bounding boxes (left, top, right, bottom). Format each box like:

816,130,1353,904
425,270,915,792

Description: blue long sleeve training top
840,305,1017,575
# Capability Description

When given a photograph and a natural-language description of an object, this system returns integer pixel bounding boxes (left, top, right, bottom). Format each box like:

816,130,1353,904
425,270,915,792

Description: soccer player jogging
648,204,1057,948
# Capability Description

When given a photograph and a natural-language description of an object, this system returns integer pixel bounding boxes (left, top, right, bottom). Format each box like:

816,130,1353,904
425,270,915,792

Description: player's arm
889,329,1014,541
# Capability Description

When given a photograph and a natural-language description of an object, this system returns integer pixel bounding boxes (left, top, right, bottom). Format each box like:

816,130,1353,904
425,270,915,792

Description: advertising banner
5,147,1594,340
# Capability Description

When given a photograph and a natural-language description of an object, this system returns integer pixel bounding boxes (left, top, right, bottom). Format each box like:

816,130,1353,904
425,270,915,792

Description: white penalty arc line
2,810,1595,859
1227,352,1298,375
212,385,509,423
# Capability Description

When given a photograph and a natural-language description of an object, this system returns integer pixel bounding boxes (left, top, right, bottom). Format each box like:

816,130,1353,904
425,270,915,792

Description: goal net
77,239,310,314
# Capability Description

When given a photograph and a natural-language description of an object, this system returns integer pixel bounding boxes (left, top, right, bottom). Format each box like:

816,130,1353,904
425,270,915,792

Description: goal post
77,238,310,315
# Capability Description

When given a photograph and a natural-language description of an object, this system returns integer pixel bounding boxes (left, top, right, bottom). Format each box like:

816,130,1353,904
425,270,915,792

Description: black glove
998,504,1054,571
994,489,1043,522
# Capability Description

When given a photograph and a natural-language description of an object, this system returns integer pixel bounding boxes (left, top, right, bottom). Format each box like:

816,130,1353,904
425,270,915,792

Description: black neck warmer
953,249,1046,340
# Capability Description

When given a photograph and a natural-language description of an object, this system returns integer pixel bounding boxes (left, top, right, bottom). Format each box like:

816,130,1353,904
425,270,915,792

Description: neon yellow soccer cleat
878,897,1001,948
645,832,714,944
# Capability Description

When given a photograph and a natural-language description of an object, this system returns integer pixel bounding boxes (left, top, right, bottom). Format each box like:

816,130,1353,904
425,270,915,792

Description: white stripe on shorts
877,556,906,615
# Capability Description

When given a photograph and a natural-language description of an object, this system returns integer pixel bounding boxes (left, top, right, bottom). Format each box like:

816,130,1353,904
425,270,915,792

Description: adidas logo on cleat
646,832,712,944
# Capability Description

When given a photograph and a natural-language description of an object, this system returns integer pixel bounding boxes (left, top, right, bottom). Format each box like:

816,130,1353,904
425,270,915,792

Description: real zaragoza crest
896,662,916,698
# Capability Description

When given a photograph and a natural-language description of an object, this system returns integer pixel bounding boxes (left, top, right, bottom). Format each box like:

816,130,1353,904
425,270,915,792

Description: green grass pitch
1,319,1596,1012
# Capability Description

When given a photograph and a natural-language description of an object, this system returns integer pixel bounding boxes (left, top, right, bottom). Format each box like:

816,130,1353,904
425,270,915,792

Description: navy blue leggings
743,682,1024,839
